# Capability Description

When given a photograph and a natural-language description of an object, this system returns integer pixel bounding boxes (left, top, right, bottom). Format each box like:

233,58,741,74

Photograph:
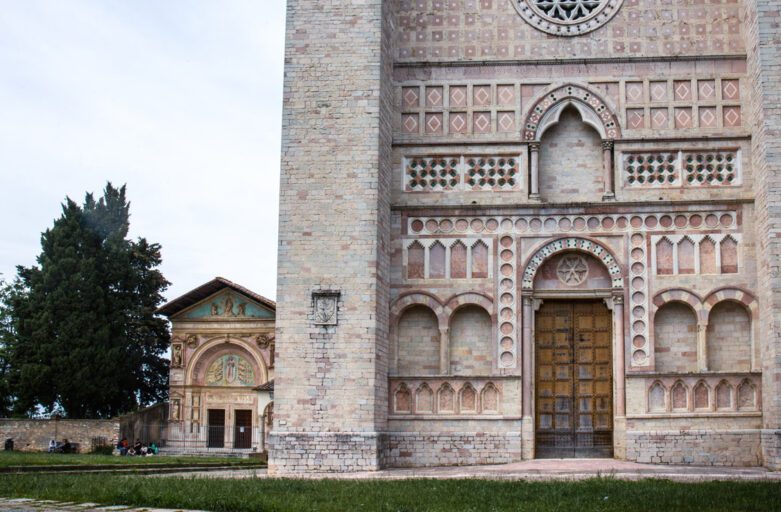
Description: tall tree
6,184,170,418
0,278,13,417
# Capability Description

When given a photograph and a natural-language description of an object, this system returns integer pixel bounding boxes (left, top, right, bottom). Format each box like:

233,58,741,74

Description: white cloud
0,0,286,301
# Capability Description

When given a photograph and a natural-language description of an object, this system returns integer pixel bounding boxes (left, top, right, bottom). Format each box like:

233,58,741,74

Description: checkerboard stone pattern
274,0,781,472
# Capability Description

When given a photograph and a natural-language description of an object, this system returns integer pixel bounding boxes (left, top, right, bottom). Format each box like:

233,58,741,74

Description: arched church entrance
534,299,613,458
520,238,626,459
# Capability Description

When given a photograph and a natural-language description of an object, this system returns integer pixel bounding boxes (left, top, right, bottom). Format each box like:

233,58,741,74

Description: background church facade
272,0,781,471
159,278,275,455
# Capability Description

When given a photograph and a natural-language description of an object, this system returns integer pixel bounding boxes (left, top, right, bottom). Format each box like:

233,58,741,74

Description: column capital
602,139,615,150
612,294,624,305
528,141,541,151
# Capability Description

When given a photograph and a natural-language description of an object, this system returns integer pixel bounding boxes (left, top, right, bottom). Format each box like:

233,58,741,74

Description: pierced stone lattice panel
629,232,650,367
621,149,740,189
403,155,523,193
682,151,740,187
405,157,460,191
407,212,738,237
497,234,518,369
466,157,520,191
512,0,625,37
623,152,679,187
521,238,622,290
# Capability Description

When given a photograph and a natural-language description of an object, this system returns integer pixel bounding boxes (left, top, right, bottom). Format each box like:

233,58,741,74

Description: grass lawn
0,451,263,467
0,473,780,512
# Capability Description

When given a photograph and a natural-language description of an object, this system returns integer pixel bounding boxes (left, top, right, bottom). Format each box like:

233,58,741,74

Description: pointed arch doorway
534,299,613,458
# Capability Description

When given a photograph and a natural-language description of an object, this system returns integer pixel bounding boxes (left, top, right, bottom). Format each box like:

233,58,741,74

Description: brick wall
653,303,697,373
398,306,440,375
386,431,522,467
450,305,492,376
539,108,604,203
0,419,119,453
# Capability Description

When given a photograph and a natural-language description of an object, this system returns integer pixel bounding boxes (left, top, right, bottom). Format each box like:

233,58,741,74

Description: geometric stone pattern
404,155,522,192
511,0,625,37
628,232,650,367
523,84,620,140
403,238,494,280
497,235,518,369
521,237,623,290
408,211,739,236
396,1,743,61
682,151,740,186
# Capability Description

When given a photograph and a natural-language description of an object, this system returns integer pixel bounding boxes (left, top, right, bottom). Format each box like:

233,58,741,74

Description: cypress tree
6,183,170,418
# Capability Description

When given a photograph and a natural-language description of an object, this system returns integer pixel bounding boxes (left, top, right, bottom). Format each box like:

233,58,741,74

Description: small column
439,327,450,374
529,142,540,200
521,295,534,460
697,322,708,371
612,293,627,459
260,414,266,453
613,294,626,417
602,139,615,200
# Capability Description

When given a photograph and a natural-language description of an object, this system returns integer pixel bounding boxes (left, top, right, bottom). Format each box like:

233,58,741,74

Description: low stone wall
626,429,762,466
268,432,386,473
385,431,522,468
761,429,781,470
0,419,119,452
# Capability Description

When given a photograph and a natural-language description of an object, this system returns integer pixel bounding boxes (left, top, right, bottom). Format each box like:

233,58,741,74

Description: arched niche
396,305,441,376
533,251,613,291
449,304,493,376
186,337,268,387
653,301,698,373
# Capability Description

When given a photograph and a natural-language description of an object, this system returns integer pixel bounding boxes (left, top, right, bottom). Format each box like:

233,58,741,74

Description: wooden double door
535,300,613,458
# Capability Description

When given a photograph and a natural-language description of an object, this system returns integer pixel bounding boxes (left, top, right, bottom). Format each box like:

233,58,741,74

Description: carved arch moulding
512,0,625,37
522,237,623,290
523,83,621,141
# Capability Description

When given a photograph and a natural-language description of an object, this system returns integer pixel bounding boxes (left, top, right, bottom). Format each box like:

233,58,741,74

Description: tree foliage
4,183,170,418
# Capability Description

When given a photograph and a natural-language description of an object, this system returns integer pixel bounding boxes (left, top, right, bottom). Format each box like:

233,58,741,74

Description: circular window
513,0,624,36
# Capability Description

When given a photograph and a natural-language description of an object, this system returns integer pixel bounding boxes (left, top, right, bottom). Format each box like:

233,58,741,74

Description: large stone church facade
271,0,781,472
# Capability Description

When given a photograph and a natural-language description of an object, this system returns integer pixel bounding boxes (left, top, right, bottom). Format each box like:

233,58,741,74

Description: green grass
0,451,263,467
0,473,780,512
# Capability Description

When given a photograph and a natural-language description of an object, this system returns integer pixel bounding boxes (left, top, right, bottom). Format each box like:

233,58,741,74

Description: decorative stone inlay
557,255,589,286
523,84,619,140
512,0,624,36
407,211,738,236
403,238,494,280
624,152,679,187
405,157,459,191
522,238,623,290
497,234,517,368
629,232,650,367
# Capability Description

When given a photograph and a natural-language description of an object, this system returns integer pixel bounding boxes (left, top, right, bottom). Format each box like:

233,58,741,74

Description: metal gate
207,409,225,448
535,300,613,458
233,410,253,449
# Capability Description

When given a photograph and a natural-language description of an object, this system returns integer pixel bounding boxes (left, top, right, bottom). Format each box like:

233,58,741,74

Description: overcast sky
0,0,285,302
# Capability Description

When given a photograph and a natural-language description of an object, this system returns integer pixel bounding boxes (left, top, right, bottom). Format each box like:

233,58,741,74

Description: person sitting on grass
149,441,158,455
60,438,72,454
48,439,56,453
117,437,129,456
133,439,143,455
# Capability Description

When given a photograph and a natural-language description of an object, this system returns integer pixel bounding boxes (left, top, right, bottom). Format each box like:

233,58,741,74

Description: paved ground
0,498,207,512
158,458,781,482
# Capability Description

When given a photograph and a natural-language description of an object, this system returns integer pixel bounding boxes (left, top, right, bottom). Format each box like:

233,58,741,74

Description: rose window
513,0,624,36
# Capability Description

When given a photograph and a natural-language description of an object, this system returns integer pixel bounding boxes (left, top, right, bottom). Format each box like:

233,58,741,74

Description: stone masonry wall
626,429,761,467
270,0,394,473
386,431,522,467
0,419,119,452
653,303,698,373
397,306,440,375
746,0,781,469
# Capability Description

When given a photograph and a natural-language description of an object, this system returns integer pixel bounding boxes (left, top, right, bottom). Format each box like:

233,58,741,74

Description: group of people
48,438,74,453
116,437,159,456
